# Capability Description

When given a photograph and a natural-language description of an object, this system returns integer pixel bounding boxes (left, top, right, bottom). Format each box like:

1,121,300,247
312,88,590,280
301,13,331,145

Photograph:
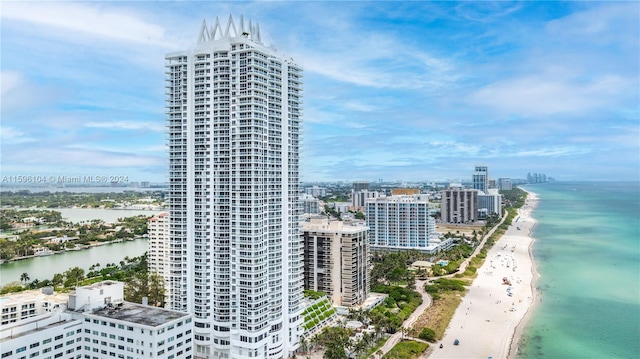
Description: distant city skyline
1,2,638,182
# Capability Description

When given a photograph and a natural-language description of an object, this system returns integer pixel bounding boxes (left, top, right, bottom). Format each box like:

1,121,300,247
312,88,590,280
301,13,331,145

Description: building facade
352,181,370,193
301,193,320,214
304,186,327,198
352,190,379,209
166,15,303,358
440,187,478,224
366,195,437,253
478,188,503,219
147,212,171,308
302,219,369,307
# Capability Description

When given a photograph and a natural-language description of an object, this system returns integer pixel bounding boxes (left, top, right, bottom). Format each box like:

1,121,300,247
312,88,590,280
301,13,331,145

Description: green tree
63,267,85,287
418,327,436,342
125,271,165,307
52,273,64,286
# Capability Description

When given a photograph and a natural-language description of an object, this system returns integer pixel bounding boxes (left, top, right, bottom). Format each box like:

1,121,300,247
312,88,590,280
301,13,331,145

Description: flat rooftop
90,302,189,327
0,289,68,308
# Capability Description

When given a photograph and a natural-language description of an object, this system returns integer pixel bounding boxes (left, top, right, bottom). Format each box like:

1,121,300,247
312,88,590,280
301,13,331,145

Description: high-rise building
498,178,512,191
473,165,488,193
301,193,321,214
352,189,380,209
352,181,370,192
166,15,304,358
302,218,369,307
366,195,438,253
440,187,478,224
148,212,171,307
527,172,547,184
478,188,503,219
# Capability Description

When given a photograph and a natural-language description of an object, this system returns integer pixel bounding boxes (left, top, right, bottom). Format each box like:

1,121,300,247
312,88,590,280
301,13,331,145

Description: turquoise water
517,182,640,359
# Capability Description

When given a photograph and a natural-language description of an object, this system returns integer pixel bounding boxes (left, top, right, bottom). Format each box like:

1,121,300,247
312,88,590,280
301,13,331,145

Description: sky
1,1,638,184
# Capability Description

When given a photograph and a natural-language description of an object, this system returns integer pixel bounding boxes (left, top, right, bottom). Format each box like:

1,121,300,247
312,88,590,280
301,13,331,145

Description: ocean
517,182,640,359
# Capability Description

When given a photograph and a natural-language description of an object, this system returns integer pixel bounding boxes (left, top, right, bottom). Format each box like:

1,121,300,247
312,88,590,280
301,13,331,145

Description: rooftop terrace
91,302,189,327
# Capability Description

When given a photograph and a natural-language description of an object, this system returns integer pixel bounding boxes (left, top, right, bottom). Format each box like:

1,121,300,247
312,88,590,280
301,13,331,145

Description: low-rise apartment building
0,281,193,359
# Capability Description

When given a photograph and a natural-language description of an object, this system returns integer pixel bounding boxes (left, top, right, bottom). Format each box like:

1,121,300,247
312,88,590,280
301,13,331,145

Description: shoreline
508,190,540,358
0,237,146,266
429,191,539,359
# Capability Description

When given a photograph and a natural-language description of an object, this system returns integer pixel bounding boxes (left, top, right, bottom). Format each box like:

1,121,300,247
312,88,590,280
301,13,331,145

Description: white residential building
301,193,320,214
0,281,194,359
478,188,503,219
147,211,171,308
352,189,380,209
366,195,438,253
166,15,304,358
325,202,351,214
304,186,327,198
0,287,67,326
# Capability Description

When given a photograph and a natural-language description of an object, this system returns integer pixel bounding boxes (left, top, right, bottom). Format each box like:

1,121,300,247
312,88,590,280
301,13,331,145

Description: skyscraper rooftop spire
197,14,262,44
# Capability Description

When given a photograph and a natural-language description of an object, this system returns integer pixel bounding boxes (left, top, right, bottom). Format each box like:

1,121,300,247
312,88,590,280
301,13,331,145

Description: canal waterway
0,238,148,286
0,208,161,286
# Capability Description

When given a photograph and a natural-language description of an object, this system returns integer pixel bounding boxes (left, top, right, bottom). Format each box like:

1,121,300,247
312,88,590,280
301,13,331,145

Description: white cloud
546,2,639,41
0,126,36,144
4,145,164,169
343,101,381,112
467,74,631,116
0,71,23,96
85,121,165,133
1,2,167,47
510,147,592,158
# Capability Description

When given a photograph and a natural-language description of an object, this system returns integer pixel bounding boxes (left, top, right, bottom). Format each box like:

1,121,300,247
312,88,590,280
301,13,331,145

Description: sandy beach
428,192,539,359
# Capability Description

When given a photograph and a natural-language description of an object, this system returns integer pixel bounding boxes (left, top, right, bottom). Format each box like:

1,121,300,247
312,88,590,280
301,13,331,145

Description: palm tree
310,334,321,351
20,272,30,284
400,327,409,340
299,336,309,354
28,279,40,289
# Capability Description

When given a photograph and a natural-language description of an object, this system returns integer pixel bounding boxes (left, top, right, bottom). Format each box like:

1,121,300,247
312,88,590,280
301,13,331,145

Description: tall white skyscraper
166,15,304,359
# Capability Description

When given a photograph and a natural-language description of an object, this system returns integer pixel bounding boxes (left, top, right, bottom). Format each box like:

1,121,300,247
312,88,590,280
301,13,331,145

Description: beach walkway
428,193,538,359
377,278,432,356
